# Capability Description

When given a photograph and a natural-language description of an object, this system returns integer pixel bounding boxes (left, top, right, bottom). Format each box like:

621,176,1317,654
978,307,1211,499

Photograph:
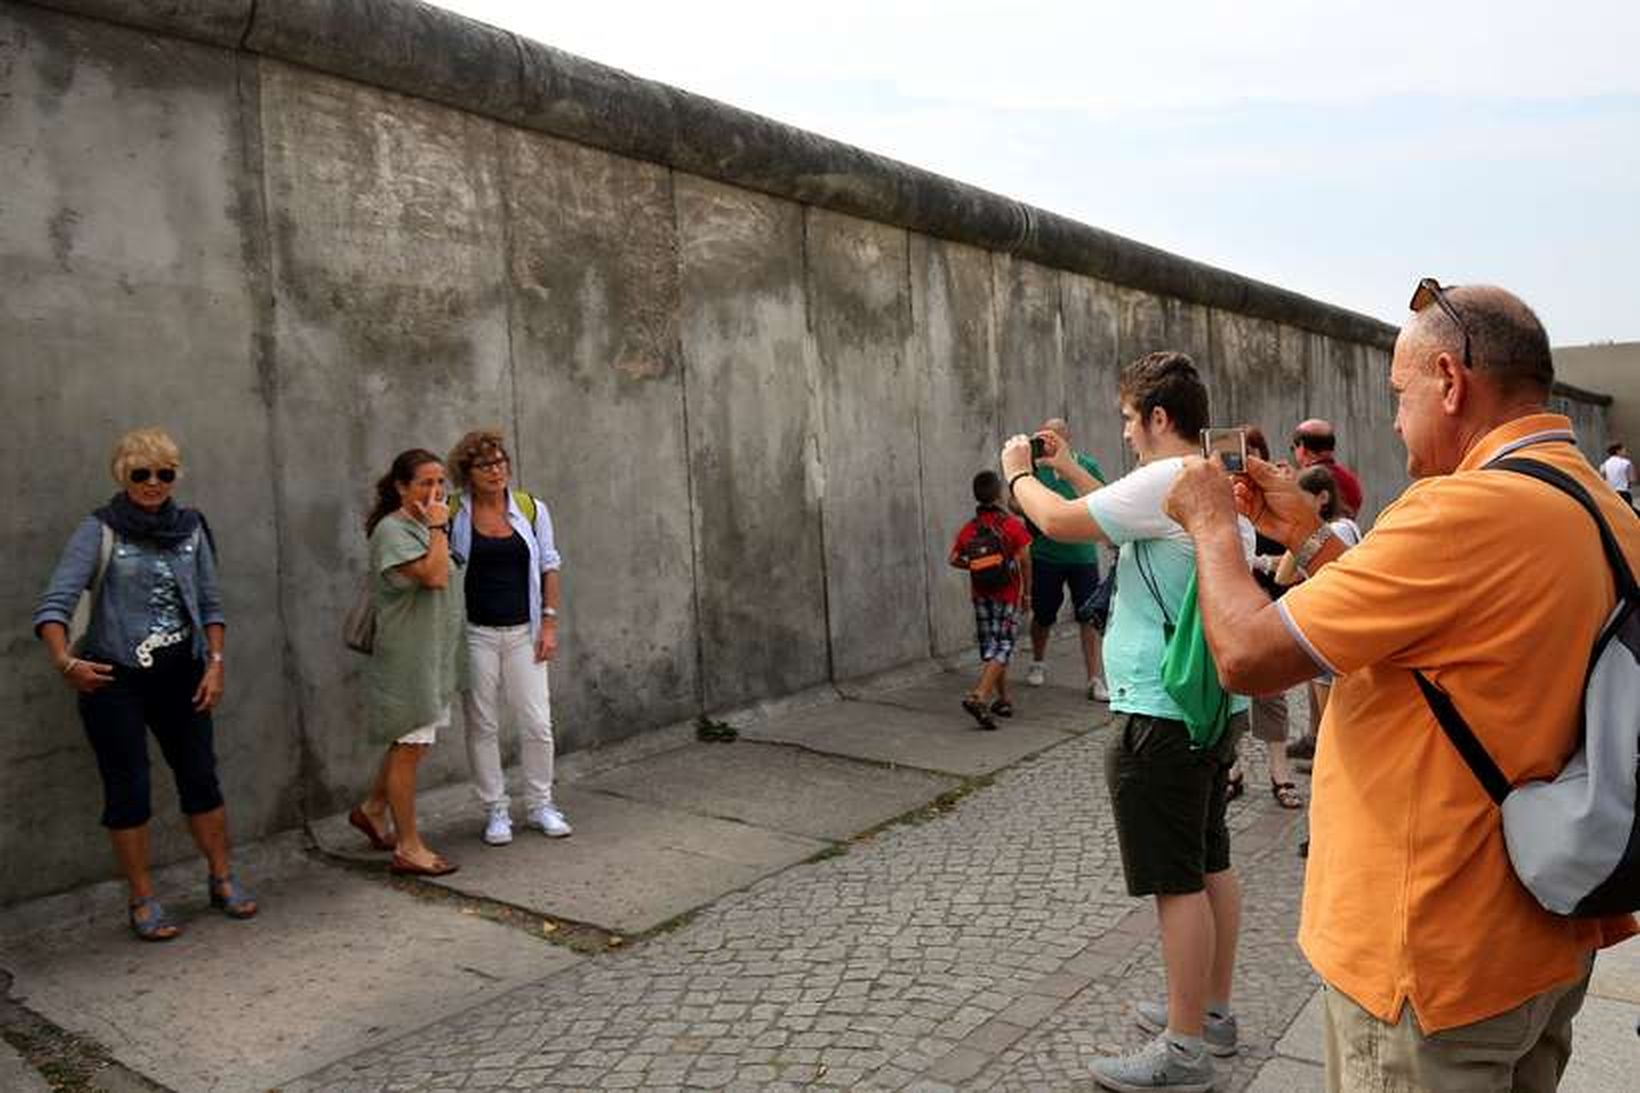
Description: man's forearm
1054,460,1100,495
1191,521,1318,694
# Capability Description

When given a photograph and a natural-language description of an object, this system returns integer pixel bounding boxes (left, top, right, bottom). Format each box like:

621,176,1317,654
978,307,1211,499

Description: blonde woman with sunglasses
33,427,255,941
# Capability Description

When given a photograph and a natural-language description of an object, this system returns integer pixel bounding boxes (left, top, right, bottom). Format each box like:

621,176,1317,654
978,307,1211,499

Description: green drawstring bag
1134,544,1232,749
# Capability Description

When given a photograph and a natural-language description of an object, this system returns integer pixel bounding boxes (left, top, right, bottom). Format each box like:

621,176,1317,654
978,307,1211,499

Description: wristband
1293,523,1336,577
1007,471,1034,493
208,651,225,665
60,656,79,676
543,607,558,619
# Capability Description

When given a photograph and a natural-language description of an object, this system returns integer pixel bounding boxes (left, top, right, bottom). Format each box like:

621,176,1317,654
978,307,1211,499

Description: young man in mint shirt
1023,417,1109,700
1004,351,1253,1093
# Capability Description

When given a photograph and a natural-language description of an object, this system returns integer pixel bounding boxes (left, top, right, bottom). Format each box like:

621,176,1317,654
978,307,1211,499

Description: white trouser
462,623,556,810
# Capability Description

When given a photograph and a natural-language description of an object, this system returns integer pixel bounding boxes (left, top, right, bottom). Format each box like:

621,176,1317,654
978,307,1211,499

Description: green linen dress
366,513,466,743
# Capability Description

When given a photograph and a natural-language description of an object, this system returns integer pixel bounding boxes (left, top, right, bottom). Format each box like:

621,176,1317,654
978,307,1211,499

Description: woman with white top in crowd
447,430,571,845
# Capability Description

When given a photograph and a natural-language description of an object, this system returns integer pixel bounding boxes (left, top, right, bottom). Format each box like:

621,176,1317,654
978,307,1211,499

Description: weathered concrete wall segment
0,1,1608,905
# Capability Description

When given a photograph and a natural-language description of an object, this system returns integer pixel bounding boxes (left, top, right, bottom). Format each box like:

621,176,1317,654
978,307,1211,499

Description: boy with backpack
949,471,1033,730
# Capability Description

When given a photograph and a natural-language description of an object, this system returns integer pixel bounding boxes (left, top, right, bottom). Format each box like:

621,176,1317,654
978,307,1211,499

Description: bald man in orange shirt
1163,282,1636,1093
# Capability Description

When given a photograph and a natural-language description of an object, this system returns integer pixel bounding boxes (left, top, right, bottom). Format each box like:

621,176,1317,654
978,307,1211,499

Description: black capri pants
77,644,224,829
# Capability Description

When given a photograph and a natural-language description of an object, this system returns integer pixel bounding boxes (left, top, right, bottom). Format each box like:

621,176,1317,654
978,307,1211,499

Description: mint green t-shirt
1031,451,1106,566
1084,457,1252,722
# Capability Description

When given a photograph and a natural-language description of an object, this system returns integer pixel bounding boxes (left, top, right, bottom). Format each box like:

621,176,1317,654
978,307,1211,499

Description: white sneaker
1026,662,1047,687
1088,677,1111,702
528,805,573,838
482,805,513,846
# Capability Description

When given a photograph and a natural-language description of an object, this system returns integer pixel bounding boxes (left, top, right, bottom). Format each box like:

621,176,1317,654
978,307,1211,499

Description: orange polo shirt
1279,414,1638,1033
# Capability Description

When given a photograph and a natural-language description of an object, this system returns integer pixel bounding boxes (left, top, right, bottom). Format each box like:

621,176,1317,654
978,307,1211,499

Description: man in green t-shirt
1021,418,1109,700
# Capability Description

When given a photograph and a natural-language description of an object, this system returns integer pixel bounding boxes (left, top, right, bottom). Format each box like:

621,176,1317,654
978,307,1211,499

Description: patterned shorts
973,598,1020,664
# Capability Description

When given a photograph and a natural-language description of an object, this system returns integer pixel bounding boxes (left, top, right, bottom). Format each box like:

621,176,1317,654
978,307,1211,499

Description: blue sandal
128,896,180,942
208,873,258,919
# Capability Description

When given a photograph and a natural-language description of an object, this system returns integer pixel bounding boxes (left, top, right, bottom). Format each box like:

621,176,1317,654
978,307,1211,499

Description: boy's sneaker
528,805,573,838
482,805,513,846
1091,1033,1214,1092
1134,1001,1239,1056
1087,677,1111,702
1026,662,1047,687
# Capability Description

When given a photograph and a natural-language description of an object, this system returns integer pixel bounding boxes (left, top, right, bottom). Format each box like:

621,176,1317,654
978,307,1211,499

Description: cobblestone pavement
288,724,1313,1092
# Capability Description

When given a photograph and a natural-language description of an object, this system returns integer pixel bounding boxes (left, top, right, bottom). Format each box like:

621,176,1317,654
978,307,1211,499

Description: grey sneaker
1134,1001,1239,1056
1091,1033,1214,1092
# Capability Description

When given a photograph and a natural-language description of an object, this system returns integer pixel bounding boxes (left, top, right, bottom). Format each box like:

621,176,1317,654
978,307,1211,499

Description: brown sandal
1271,780,1303,809
348,806,396,851
390,852,459,877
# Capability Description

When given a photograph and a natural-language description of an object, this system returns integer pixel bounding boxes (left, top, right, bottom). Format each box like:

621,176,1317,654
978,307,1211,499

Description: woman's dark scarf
94,493,206,549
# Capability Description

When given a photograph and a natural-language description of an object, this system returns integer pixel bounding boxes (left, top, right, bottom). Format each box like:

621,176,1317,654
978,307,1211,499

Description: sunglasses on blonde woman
129,467,177,484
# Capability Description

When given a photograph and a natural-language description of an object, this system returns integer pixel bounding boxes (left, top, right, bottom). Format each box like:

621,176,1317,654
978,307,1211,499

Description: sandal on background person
961,694,997,731
989,699,1014,718
1271,780,1303,809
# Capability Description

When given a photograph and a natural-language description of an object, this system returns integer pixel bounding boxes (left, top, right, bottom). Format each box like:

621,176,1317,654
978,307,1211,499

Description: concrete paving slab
739,697,1075,778
580,741,962,841
1590,935,1640,1004
1562,995,1639,1093
1245,1054,1324,1092
413,787,831,935
2,865,578,1093
1275,987,1327,1064
0,1040,50,1093
864,671,1114,733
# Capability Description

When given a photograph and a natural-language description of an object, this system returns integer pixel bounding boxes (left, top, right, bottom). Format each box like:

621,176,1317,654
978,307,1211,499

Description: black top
465,528,531,626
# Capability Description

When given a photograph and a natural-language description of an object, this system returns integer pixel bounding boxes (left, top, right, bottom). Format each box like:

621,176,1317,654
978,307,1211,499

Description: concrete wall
1553,343,1632,458
0,0,1606,904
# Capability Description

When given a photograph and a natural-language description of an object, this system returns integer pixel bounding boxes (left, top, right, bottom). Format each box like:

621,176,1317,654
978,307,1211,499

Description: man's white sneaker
1026,662,1047,687
1088,677,1111,702
1134,1001,1238,1056
1091,1032,1214,1092
482,805,513,846
528,805,573,838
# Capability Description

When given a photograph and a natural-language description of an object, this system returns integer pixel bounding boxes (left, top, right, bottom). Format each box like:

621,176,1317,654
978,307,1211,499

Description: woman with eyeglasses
33,427,256,941
348,448,466,876
446,430,570,846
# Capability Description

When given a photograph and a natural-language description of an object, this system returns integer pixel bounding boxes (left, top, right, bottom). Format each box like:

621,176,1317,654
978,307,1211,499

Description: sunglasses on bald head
1409,277,1473,369
129,467,177,484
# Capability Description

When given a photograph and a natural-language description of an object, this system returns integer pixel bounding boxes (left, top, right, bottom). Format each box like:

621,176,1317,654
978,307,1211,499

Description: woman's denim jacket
33,515,225,667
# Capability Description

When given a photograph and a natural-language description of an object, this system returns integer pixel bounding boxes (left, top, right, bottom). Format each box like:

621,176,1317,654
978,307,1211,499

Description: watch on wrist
1293,523,1336,576
208,651,225,665
542,607,558,619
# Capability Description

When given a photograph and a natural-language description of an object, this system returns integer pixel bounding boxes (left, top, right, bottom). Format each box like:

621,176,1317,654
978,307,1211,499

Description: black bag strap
1412,671,1511,804
1413,454,1639,806
1488,458,1638,596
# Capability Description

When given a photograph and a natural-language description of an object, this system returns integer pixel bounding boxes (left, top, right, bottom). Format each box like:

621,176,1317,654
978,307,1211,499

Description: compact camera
1200,428,1248,473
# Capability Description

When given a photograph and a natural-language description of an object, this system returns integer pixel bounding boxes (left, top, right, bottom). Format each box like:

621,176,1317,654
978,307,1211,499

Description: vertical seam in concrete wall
906,234,936,658
494,126,525,471
801,207,837,684
234,51,311,830
667,168,707,715
1055,265,1068,422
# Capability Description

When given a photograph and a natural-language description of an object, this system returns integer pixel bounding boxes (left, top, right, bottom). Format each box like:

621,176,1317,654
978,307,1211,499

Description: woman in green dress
347,448,466,876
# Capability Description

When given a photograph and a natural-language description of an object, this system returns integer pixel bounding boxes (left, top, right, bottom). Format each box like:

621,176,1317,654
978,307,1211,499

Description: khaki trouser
1322,958,1593,1093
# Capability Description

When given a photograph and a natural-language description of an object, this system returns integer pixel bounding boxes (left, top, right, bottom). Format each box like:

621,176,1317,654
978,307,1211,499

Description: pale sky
432,1,1639,346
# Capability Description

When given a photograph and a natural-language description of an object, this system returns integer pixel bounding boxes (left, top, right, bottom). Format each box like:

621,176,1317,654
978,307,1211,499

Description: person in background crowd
1022,417,1111,701
349,449,465,877
447,430,571,844
1600,441,1634,506
1226,427,1301,809
1291,418,1363,520
33,427,255,941
1162,281,1637,1093
949,470,1033,730
1005,351,1253,1092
